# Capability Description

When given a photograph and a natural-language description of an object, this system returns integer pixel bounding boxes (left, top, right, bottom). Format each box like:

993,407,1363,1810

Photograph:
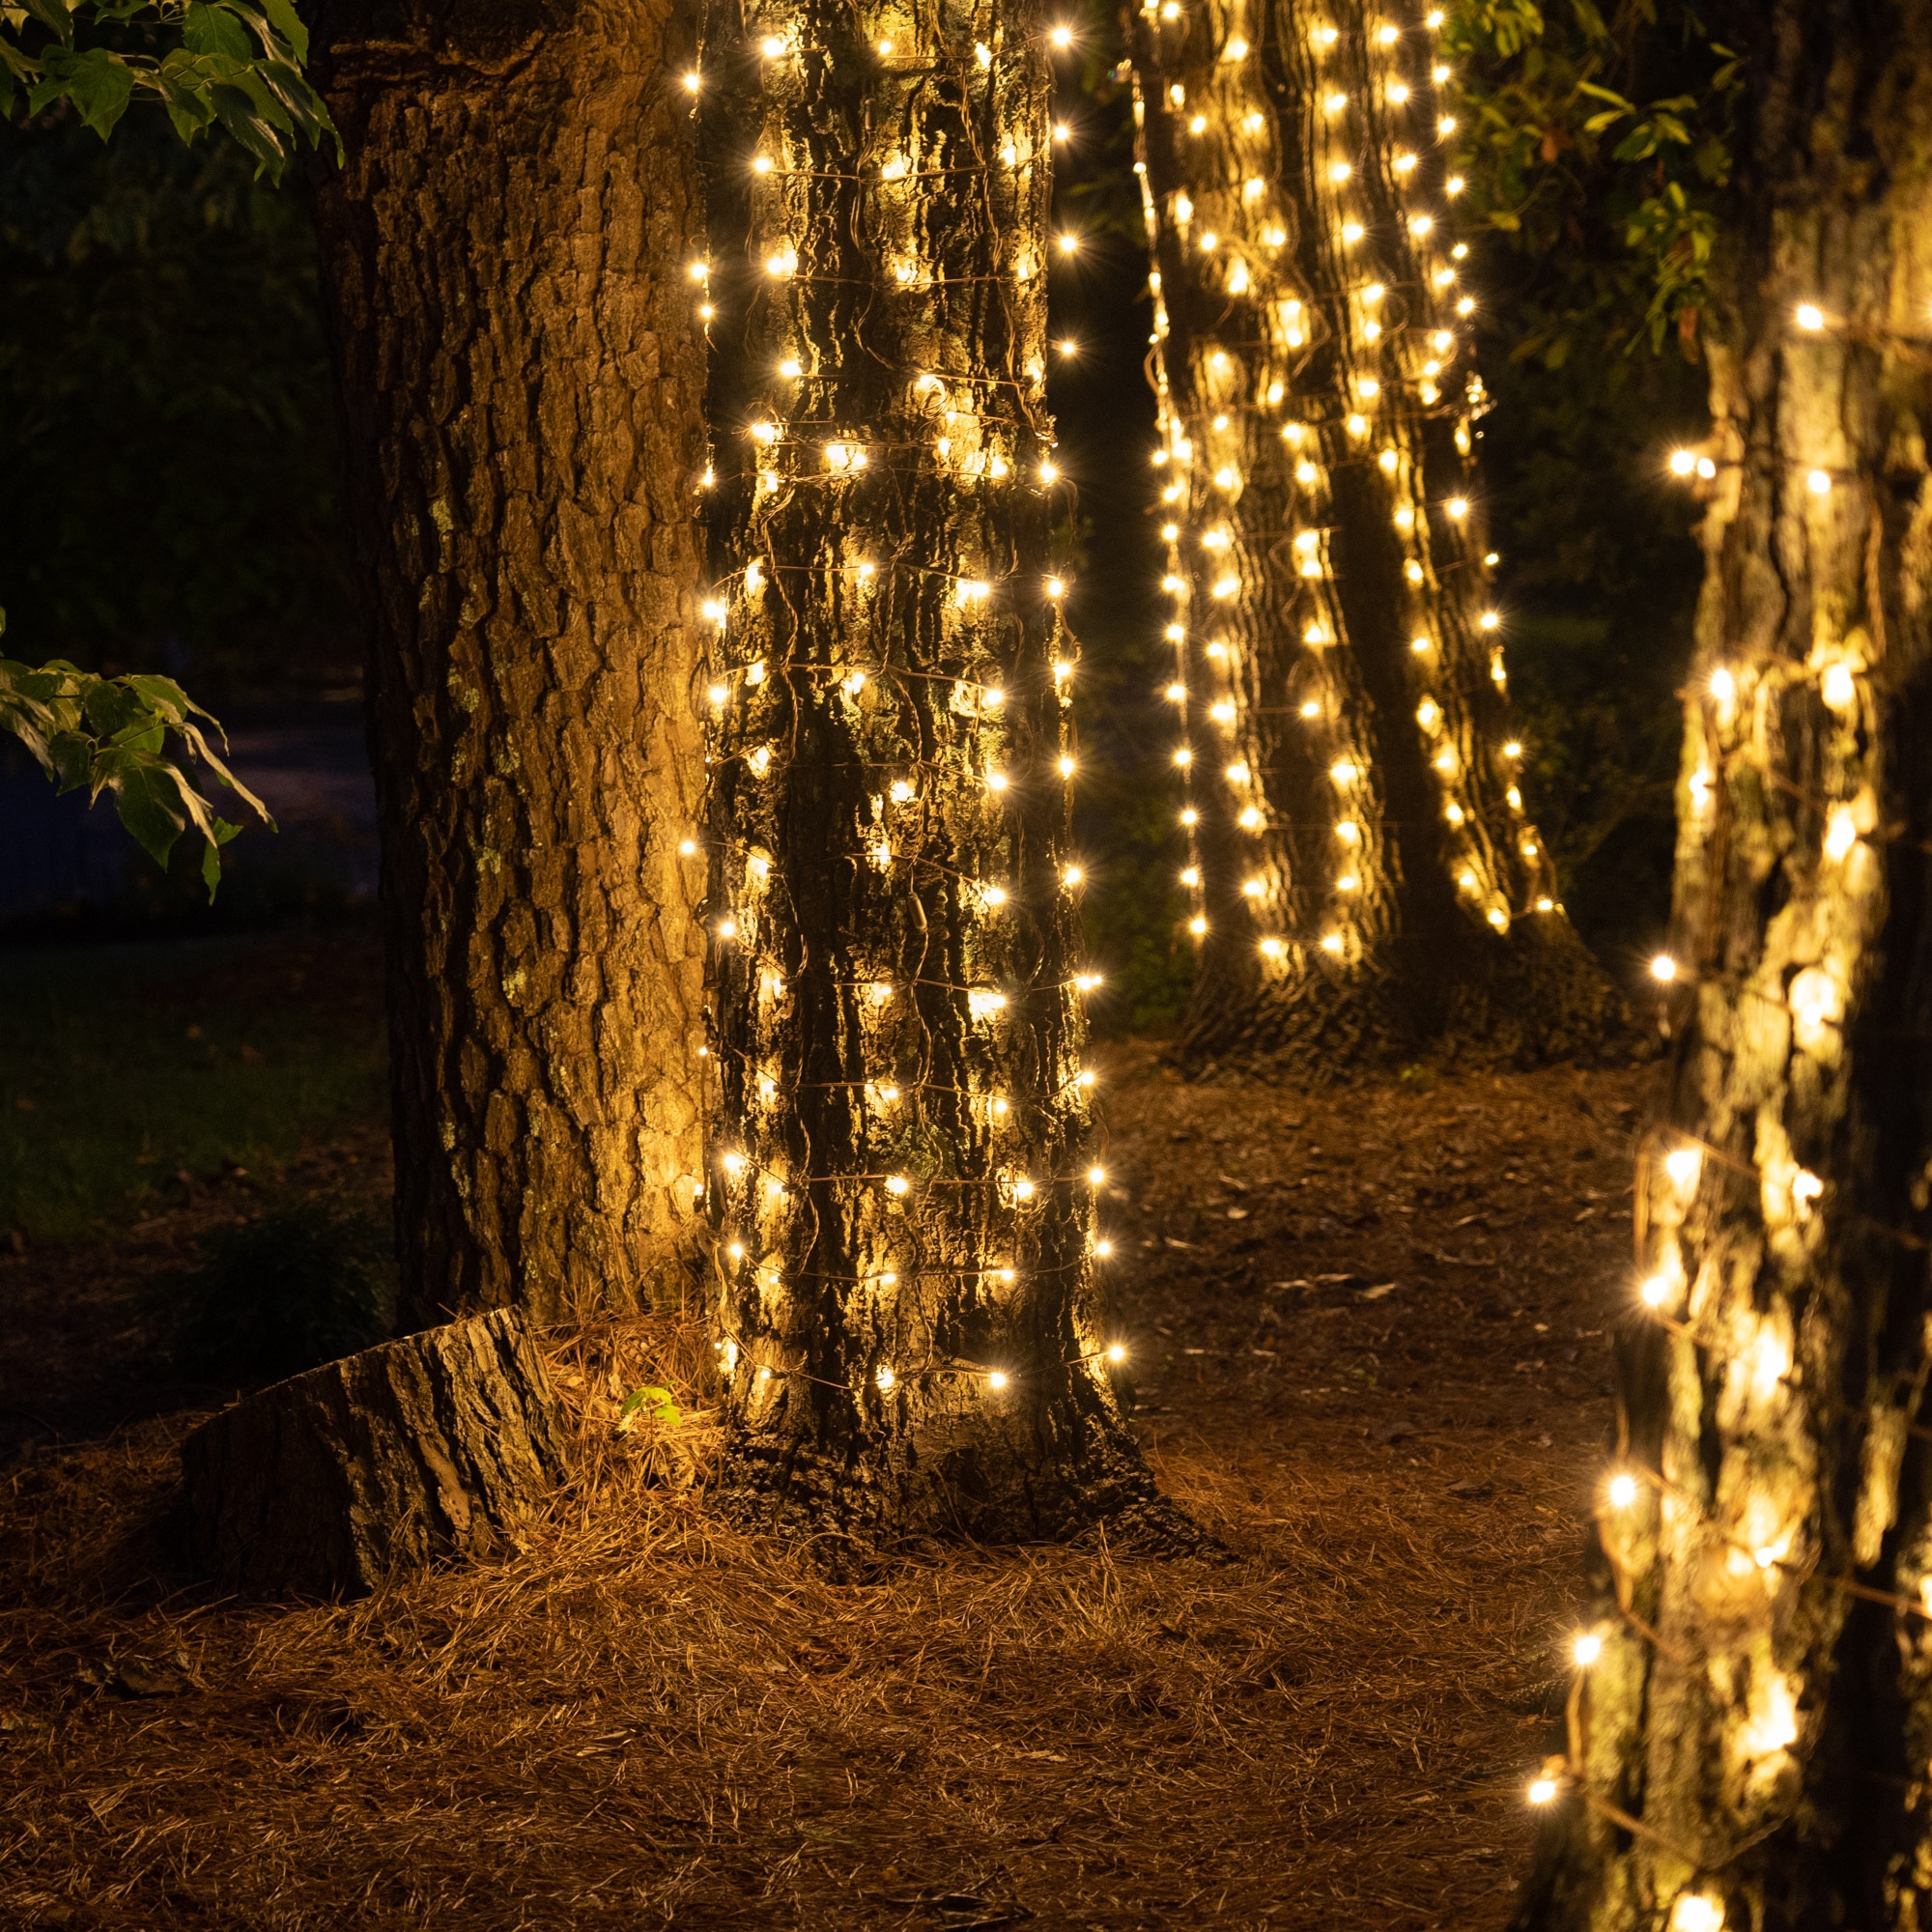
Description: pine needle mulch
0,1049,1653,1930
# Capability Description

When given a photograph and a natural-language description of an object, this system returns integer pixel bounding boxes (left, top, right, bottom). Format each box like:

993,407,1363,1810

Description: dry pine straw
0,1052,1654,1931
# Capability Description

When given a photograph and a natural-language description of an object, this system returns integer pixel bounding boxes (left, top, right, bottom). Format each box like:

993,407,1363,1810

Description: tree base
1181,917,1643,1080
713,1395,1208,1558
179,1308,572,1598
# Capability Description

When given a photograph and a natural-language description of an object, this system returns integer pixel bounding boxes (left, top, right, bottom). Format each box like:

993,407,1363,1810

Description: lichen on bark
1129,0,1624,1076
696,0,1179,1542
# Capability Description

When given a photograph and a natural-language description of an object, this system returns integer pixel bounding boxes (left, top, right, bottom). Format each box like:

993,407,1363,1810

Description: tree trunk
308,0,709,1331
694,0,1180,1543
1128,0,1625,1075
180,1309,571,1598
1513,4,1932,1925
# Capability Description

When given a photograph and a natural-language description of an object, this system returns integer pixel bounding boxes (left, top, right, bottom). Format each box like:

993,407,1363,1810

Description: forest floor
0,929,1655,1930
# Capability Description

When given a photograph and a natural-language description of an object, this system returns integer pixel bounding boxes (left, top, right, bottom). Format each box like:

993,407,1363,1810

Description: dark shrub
165,1203,394,1384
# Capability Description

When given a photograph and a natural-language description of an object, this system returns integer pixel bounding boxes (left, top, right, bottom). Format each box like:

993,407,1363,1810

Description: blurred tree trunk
1514,3,1932,1926
1129,0,1624,1073
308,0,709,1330
696,0,1177,1540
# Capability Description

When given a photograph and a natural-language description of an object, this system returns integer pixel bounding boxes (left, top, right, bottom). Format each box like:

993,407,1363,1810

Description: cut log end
179,1308,572,1599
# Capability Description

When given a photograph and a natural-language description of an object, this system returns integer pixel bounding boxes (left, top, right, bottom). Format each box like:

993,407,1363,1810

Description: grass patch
0,928,385,1245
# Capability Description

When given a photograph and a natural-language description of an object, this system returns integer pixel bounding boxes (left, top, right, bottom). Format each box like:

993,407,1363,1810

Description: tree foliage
0,634,271,893
1,0,336,179
1447,0,1742,361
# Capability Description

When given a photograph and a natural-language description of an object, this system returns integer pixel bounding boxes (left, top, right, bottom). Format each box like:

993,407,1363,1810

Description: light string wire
681,7,1132,1416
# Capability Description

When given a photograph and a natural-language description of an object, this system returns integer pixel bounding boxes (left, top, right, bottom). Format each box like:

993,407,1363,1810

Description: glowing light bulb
1796,303,1825,331
1573,1633,1603,1666
1824,807,1858,862
1607,1473,1639,1508
1808,469,1833,496
1639,1273,1669,1308
1058,232,1080,255
885,1175,910,1197
1527,1776,1558,1805
1823,662,1857,709
1670,1897,1723,1932
1664,1147,1701,1189
1189,916,1208,936
683,70,701,91
988,1371,1009,1390
1050,22,1072,46
1106,1344,1126,1364
1446,497,1468,520
1180,867,1200,887
1668,448,1697,477
1650,954,1678,983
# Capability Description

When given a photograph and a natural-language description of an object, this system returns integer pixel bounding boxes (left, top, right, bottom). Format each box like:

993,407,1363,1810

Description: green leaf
258,0,307,62
619,1385,681,1426
96,749,190,869
207,76,288,177
37,45,135,139
183,0,254,63
17,0,75,42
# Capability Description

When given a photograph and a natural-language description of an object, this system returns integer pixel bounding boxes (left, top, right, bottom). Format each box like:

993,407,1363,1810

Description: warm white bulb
1573,1633,1603,1666
1795,303,1825,332
1669,448,1696,476
1607,1473,1639,1508
1650,954,1678,983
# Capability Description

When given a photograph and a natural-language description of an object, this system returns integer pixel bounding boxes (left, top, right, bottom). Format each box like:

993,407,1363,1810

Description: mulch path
0,1046,1653,1930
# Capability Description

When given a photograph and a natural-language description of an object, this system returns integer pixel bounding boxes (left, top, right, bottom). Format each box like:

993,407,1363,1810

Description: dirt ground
0,1036,1655,1931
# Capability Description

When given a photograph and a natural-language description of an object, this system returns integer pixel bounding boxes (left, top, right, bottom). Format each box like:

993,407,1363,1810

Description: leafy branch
1,612,272,898
1445,0,1742,359
1,0,338,181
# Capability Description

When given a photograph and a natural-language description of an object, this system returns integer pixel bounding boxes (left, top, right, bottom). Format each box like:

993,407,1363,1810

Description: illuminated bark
1513,4,1932,1925
310,0,709,1330
696,0,1173,1538
1128,0,1622,1071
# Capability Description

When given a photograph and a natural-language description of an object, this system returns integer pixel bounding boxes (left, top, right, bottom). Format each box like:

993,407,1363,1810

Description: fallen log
180,1307,572,1597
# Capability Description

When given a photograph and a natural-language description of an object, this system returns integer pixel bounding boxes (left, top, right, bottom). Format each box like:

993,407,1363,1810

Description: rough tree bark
308,0,709,1330
695,0,1179,1541
1128,0,1624,1074
1514,4,1932,1926
180,1309,571,1598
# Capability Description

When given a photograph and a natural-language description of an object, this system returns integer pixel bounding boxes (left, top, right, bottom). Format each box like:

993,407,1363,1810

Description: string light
694,14,1123,1455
